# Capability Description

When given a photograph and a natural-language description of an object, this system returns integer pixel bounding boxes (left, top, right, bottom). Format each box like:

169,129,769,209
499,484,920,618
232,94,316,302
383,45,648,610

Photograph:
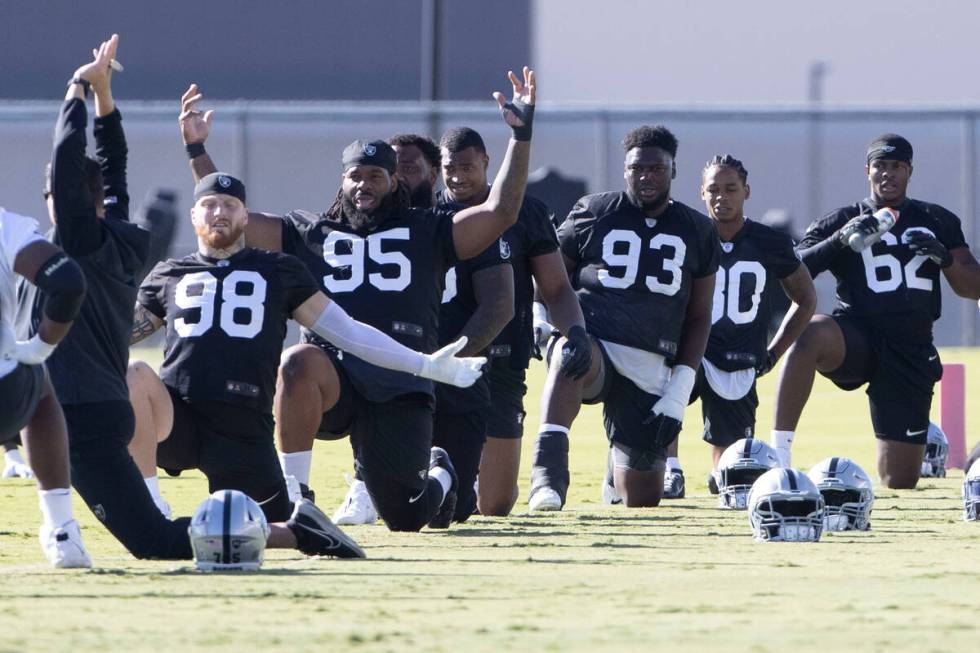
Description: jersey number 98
174,271,267,339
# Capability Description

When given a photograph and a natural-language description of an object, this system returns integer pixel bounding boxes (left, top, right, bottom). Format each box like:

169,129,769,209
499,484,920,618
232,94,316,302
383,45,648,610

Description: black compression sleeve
33,252,87,322
798,236,844,277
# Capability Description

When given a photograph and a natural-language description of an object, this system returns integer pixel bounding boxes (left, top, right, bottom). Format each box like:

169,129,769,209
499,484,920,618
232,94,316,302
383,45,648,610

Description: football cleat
963,458,980,522
921,423,948,478
601,466,621,505
189,490,270,570
747,468,824,542
707,470,720,495
332,476,378,525
153,495,173,520
287,499,366,559
2,460,34,479
528,486,562,511
807,456,874,531
662,468,685,499
717,438,780,510
40,519,92,569
427,447,458,529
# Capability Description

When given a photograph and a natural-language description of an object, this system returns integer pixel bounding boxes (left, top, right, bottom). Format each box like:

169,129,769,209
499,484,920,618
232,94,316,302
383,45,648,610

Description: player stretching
529,125,719,510
654,155,815,498
180,68,536,531
771,134,980,487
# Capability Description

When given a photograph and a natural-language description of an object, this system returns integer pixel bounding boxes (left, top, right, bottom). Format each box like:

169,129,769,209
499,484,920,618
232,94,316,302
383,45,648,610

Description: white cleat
2,461,34,479
40,520,92,569
332,477,378,525
153,496,172,519
528,487,563,511
601,476,621,505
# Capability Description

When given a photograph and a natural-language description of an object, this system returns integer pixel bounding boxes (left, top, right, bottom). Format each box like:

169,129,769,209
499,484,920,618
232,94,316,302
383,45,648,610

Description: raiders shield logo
218,175,232,188
499,238,511,260
364,144,377,156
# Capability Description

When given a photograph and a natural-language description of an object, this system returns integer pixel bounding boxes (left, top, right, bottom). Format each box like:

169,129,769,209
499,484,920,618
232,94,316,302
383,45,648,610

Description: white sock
770,430,795,465
430,466,453,499
539,423,570,435
280,450,313,486
38,488,73,529
666,457,681,471
143,475,163,502
5,448,26,466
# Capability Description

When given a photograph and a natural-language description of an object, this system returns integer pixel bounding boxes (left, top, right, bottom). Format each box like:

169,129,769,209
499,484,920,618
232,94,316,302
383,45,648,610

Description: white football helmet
921,423,948,478
807,456,874,531
189,490,270,571
963,459,980,522
747,468,824,542
717,438,780,510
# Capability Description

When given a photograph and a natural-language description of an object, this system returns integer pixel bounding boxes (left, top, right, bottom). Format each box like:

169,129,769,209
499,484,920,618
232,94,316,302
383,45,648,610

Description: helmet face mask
807,457,874,532
963,460,980,522
921,423,949,478
718,438,780,510
189,490,271,571
747,468,825,542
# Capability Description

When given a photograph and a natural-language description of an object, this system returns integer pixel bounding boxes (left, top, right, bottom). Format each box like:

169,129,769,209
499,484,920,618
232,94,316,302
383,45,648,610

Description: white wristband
14,334,57,365
663,364,696,403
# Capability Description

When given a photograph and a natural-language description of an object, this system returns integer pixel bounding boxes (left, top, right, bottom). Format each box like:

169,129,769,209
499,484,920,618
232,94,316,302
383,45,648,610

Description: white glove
419,337,487,388
12,334,56,365
651,364,696,422
532,301,557,350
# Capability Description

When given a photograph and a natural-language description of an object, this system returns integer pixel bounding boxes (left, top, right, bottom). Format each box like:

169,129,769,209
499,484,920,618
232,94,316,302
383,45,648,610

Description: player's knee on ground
877,440,924,489
611,442,665,507
359,470,437,532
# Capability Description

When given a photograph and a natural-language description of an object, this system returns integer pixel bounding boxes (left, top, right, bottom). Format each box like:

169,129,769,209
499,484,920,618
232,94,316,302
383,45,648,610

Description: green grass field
2,348,978,652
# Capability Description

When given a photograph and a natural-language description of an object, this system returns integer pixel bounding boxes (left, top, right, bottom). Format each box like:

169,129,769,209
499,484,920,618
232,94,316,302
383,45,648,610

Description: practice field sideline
1,347,978,652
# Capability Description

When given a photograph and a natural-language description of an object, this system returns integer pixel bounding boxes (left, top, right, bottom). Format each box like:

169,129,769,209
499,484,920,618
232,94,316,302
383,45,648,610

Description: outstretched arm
179,84,284,251
452,68,535,260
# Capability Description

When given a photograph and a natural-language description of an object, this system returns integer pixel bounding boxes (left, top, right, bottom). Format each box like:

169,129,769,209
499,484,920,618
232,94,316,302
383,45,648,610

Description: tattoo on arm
131,304,162,344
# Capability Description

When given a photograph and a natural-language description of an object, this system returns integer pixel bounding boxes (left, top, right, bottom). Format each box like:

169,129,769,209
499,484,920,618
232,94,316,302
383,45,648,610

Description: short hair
703,154,749,184
622,125,678,158
439,127,487,156
43,158,104,207
388,133,441,169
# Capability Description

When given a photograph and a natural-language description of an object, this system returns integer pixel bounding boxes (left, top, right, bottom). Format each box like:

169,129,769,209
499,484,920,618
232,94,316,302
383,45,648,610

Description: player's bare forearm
532,252,585,335
943,247,980,300
189,152,217,182
674,275,714,369
768,265,816,360
130,304,163,344
452,139,529,260
456,265,514,356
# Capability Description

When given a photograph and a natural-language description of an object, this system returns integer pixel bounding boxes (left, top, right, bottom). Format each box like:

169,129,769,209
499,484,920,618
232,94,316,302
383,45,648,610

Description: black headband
342,139,397,174
194,172,246,204
867,134,913,165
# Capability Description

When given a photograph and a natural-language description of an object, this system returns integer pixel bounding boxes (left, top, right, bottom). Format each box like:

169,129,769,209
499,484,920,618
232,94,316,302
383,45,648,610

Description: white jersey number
174,270,267,339
322,228,412,293
597,229,687,296
711,261,766,325
861,231,933,294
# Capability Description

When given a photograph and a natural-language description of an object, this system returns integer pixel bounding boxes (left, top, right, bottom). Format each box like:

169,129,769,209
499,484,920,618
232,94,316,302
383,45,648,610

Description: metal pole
420,0,445,138
961,113,977,345
806,61,829,224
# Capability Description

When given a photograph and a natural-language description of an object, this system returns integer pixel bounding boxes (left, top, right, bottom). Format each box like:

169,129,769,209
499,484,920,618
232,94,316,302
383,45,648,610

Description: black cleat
427,447,458,529
299,483,316,503
287,499,366,559
707,471,720,495
662,468,685,499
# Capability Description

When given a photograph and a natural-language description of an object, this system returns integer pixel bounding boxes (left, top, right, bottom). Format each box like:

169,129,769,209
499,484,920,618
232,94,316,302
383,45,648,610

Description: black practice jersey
559,193,719,358
280,208,457,402
138,248,318,413
799,198,966,336
707,220,800,372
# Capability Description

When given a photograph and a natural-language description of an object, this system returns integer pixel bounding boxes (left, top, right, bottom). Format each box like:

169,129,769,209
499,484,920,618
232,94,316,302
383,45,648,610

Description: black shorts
691,367,758,449
316,350,435,491
157,387,291,522
0,363,44,443
822,315,943,445
484,365,528,439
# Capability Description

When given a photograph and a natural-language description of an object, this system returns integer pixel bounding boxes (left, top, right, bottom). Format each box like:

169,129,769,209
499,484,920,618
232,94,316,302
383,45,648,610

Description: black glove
558,325,592,380
836,214,880,248
642,412,683,449
906,231,953,268
756,349,777,377
502,98,534,141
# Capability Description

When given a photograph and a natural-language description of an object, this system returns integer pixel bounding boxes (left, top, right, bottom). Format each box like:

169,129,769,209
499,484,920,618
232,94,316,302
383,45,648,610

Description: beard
408,180,434,209
195,223,244,250
628,187,669,213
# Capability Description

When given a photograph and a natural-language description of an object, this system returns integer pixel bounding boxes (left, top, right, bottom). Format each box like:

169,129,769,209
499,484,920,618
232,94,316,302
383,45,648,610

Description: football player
180,68,536,531
529,125,719,509
658,155,815,497
437,127,589,517
772,134,980,488
1,208,89,567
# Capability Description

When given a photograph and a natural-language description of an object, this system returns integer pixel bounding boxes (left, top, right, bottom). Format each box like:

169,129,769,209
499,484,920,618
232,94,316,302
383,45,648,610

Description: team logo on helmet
218,175,232,188
363,144,377,156
880,145,896,153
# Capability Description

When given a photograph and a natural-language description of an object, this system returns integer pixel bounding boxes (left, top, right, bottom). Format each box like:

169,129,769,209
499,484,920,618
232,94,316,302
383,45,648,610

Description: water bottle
848,207,898,252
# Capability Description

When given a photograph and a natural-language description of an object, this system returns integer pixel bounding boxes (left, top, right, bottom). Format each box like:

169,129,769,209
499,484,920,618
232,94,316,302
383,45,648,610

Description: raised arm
452,68,535,260
179,84,284,251
90,34,129,221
